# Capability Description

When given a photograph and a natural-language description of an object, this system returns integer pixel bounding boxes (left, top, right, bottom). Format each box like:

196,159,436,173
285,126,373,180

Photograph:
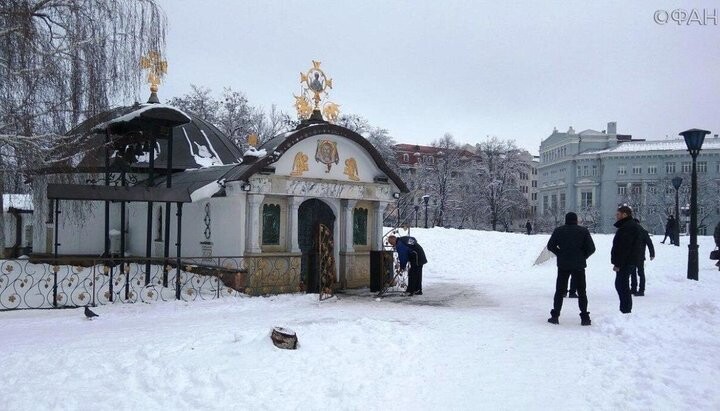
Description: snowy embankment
1,229,719,410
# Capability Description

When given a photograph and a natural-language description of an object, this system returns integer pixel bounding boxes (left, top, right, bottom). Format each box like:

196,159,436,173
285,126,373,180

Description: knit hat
617,204,633,216
565,212,578,225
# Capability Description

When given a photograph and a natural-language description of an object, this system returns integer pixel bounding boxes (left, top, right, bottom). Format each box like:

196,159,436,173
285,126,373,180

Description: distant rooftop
2,194,33,212
581,138,720,155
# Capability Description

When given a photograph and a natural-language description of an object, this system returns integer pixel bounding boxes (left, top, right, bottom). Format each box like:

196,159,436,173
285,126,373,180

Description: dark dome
63,104,243,171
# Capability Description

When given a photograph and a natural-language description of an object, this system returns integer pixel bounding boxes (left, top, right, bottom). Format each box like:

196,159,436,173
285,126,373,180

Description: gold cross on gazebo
140,51,168,93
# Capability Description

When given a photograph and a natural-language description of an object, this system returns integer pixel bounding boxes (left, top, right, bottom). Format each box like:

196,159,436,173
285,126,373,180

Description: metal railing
0,254,302,310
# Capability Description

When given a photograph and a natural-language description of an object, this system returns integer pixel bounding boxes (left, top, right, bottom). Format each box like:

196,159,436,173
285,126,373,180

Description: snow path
1,229,719,410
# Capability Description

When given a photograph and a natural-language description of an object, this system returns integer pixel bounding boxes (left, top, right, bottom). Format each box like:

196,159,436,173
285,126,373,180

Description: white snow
94,104,191,131
189,180,222,202
243,147,267,158
2,228,720,410
2,193,33,211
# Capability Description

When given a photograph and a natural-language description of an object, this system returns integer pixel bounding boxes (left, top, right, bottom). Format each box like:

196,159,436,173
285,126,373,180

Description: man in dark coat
388,235,428,296
714,222,720,270
526,220,533,235
661,215,676,245
611,205,644,314
631,219,655,296
546,212,596,326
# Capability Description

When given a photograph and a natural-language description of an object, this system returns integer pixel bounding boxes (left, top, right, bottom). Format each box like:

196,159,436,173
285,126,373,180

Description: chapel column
373,201,389,250
286,196,302,253
246,194,265,254
341,199,357,252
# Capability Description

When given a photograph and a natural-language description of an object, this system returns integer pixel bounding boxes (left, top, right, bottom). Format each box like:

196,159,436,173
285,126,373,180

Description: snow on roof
93,104,191,131
581,138,720,155
243,147,267,158
578,129,604,136
189,180,223,202
2,194,33,212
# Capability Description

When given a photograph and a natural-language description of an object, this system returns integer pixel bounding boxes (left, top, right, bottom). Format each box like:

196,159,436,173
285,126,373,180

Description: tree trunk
271,327,298,350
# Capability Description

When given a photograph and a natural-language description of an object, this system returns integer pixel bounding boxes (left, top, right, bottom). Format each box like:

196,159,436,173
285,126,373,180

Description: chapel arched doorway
298,199,335,293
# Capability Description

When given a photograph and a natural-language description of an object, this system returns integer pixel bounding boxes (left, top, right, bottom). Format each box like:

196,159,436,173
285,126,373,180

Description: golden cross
140,51,168,93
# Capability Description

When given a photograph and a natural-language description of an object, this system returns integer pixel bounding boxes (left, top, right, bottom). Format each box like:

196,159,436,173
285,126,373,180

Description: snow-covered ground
1,228,719,410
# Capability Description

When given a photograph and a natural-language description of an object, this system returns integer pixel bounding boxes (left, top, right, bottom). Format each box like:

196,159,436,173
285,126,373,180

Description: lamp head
672,176,683,190
680,128,710,155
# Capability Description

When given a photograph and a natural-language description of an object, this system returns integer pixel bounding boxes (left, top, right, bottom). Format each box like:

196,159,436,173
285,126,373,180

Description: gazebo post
163,128,173,287
53,199,60,307
145,132,156,285
104,129,111,258
121,170,128,300
175,202,183,300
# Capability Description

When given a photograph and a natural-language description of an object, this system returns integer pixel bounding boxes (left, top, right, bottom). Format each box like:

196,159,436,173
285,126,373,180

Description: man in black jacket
631,219,655,296
611,205,644,314
546,212,596,326
714,222,720,270
661,215,676,245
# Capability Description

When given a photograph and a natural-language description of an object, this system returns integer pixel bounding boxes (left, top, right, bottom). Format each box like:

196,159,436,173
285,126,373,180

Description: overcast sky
156,0,720,153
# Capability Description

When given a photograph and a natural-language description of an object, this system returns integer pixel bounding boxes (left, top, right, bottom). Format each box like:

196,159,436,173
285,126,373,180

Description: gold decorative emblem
344,157,360,181
315,140,339,172
294,61,340,123
290,152,309,176
247,133,258,148
139,50,167,93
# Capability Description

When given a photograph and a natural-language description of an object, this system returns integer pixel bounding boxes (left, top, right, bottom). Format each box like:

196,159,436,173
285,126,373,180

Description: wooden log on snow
271,327,298,350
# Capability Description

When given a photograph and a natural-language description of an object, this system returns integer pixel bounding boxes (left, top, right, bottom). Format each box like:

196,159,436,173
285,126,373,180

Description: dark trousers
568,275,577,294
615,266,635,313
407,264,423,293
631,261,646,293
662,230,675,245
553,269,588,314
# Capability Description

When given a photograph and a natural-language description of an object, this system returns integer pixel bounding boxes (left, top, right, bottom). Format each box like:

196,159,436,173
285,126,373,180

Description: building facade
538,122,720,234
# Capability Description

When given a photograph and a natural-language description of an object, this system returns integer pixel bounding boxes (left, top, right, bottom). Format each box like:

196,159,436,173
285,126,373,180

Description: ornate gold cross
140,51,168,93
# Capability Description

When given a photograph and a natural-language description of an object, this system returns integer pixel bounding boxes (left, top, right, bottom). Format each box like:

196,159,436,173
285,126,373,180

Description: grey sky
157,0,720,154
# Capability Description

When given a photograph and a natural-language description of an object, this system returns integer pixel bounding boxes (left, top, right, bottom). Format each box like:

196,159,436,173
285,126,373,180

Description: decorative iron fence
0,254,302,310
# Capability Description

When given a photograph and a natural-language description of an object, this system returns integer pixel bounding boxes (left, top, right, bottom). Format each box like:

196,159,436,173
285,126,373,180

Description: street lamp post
680,128,710,281
422,195,430,229
414,205,419,228
671,176,682,247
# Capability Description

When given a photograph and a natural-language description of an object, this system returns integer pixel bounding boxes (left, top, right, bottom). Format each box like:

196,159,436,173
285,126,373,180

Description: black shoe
635,291,644,297
568,292,578,299
631,290,638,295
548,309,559,324
580,312,591,326
620,309,631,314
414,291,423,296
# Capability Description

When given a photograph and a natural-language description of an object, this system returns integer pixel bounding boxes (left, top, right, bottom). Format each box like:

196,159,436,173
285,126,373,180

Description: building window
618,166,627,176
592,165,598,176
261,204,281,245
550,195,558,210
353,208,368,245
632,166,642,175
542,195,549,211
402,153,409,163
618,186,627,195
532,180,537,188
681,162,691,173
581,191,593,208
666,162,676,174
576,166,581,177
559,193,566,211
583,165,589,176
647,184,656,194
531,193,537,201
697,161,707,173
648,165,657,175
631,185,642,195
717,162,720,173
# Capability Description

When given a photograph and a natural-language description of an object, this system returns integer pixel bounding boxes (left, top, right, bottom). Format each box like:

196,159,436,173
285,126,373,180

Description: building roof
580,138,720,155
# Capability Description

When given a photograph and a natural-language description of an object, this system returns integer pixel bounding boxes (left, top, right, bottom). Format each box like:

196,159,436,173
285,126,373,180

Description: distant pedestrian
714,221,720,270
526,220,533,235
388,235,427,296
546,212,596,326
611,205,644,314
661,215,676,245
631,219,655,296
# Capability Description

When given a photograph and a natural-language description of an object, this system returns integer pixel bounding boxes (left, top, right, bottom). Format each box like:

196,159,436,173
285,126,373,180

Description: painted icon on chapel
290,152,309,176
344,157,360,181
315,140,340,172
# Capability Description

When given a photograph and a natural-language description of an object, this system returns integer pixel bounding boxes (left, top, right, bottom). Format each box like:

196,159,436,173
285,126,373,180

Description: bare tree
475,137,529,231
1,0,167,256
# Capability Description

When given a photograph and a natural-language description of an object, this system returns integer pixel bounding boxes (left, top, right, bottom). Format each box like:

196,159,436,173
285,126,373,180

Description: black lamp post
680,128,710,281
422,195,430,229
414,204,420,227
671,176,682,247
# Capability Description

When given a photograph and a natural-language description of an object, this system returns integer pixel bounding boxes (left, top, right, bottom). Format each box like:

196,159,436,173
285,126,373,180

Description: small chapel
29,59,408,295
